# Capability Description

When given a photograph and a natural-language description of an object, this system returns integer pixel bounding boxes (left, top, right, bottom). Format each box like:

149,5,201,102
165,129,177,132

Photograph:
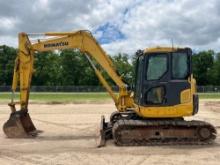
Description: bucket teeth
3,111,37,138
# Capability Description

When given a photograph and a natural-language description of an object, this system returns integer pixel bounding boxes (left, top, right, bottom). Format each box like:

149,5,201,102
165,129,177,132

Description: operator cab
134,47,193,107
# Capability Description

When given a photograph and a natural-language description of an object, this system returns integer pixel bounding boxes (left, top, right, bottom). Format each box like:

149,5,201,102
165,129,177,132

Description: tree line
0,45,220,86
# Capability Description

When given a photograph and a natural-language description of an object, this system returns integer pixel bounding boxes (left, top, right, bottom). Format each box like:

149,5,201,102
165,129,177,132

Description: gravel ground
0,100,220,165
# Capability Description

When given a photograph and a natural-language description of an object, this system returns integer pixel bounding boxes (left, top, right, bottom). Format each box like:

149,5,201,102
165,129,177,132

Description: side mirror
135,49,144,57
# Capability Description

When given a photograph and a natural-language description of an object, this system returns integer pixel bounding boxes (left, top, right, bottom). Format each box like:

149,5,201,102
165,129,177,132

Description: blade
95,115,106,147
95,115,113,147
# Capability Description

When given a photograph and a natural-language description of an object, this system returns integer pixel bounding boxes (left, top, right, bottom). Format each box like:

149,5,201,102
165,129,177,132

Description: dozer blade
3,110,37,138
95,115,113,147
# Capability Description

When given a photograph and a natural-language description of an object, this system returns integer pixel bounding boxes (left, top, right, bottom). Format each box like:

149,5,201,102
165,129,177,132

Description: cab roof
144,47,187,54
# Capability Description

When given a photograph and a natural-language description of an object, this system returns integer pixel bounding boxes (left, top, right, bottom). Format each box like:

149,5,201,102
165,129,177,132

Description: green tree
192,50,214,85
0,45,17,85
215,53,220,85
59,50,99,85
2,44,220,87
32,51,61,86
208,53,220,85
112,53,133,85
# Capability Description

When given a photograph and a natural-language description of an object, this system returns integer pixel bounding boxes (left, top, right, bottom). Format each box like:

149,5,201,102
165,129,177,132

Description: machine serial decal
44,41,69,48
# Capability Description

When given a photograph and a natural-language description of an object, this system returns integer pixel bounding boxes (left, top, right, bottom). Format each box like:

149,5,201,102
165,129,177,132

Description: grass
197,93,220,99
0,92,219,104
0,92,112,104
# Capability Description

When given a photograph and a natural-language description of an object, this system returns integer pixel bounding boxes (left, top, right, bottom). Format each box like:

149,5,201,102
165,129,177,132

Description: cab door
141,49,191,106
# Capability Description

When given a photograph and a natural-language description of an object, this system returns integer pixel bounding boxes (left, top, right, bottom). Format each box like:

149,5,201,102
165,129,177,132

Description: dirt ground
0,100,220,165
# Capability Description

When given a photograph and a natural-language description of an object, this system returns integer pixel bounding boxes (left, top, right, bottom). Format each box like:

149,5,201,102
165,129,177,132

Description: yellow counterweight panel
180,89,191,104
135,102,193,118
191,76,197,94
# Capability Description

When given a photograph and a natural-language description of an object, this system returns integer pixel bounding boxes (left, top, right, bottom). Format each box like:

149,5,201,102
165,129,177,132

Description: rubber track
112,119,217,146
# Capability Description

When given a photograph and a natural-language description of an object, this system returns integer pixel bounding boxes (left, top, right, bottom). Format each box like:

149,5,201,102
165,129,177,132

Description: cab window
146,54,168,80
145,86,165,104
172,53,189,79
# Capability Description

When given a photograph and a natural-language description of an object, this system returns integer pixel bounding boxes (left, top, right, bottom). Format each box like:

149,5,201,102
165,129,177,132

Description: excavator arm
3,30,134,142
12,30,133,111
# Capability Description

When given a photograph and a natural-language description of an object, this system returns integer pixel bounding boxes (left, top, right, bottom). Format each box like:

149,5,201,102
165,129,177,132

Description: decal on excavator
44,41,68,48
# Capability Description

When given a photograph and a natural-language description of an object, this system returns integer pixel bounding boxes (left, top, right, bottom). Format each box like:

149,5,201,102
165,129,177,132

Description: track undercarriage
97,111,217,147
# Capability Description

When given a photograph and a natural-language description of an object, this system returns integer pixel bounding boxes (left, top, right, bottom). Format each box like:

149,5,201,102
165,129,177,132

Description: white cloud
0,17,18,29
0,36,17,47
0,0,220,54
116,0,220,54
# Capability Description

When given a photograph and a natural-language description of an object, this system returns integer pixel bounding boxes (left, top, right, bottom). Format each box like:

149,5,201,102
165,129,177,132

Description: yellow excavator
3,30,217,147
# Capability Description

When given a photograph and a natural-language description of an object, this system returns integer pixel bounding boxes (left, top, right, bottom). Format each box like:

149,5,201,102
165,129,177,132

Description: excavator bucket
3,110,37,138
95,115,112,147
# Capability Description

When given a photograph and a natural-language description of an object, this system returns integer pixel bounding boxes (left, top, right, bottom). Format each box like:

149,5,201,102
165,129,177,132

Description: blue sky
0,0,220,54
94,22,126,44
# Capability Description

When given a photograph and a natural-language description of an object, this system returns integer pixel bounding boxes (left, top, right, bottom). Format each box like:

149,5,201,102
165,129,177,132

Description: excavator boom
3,30,133,144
